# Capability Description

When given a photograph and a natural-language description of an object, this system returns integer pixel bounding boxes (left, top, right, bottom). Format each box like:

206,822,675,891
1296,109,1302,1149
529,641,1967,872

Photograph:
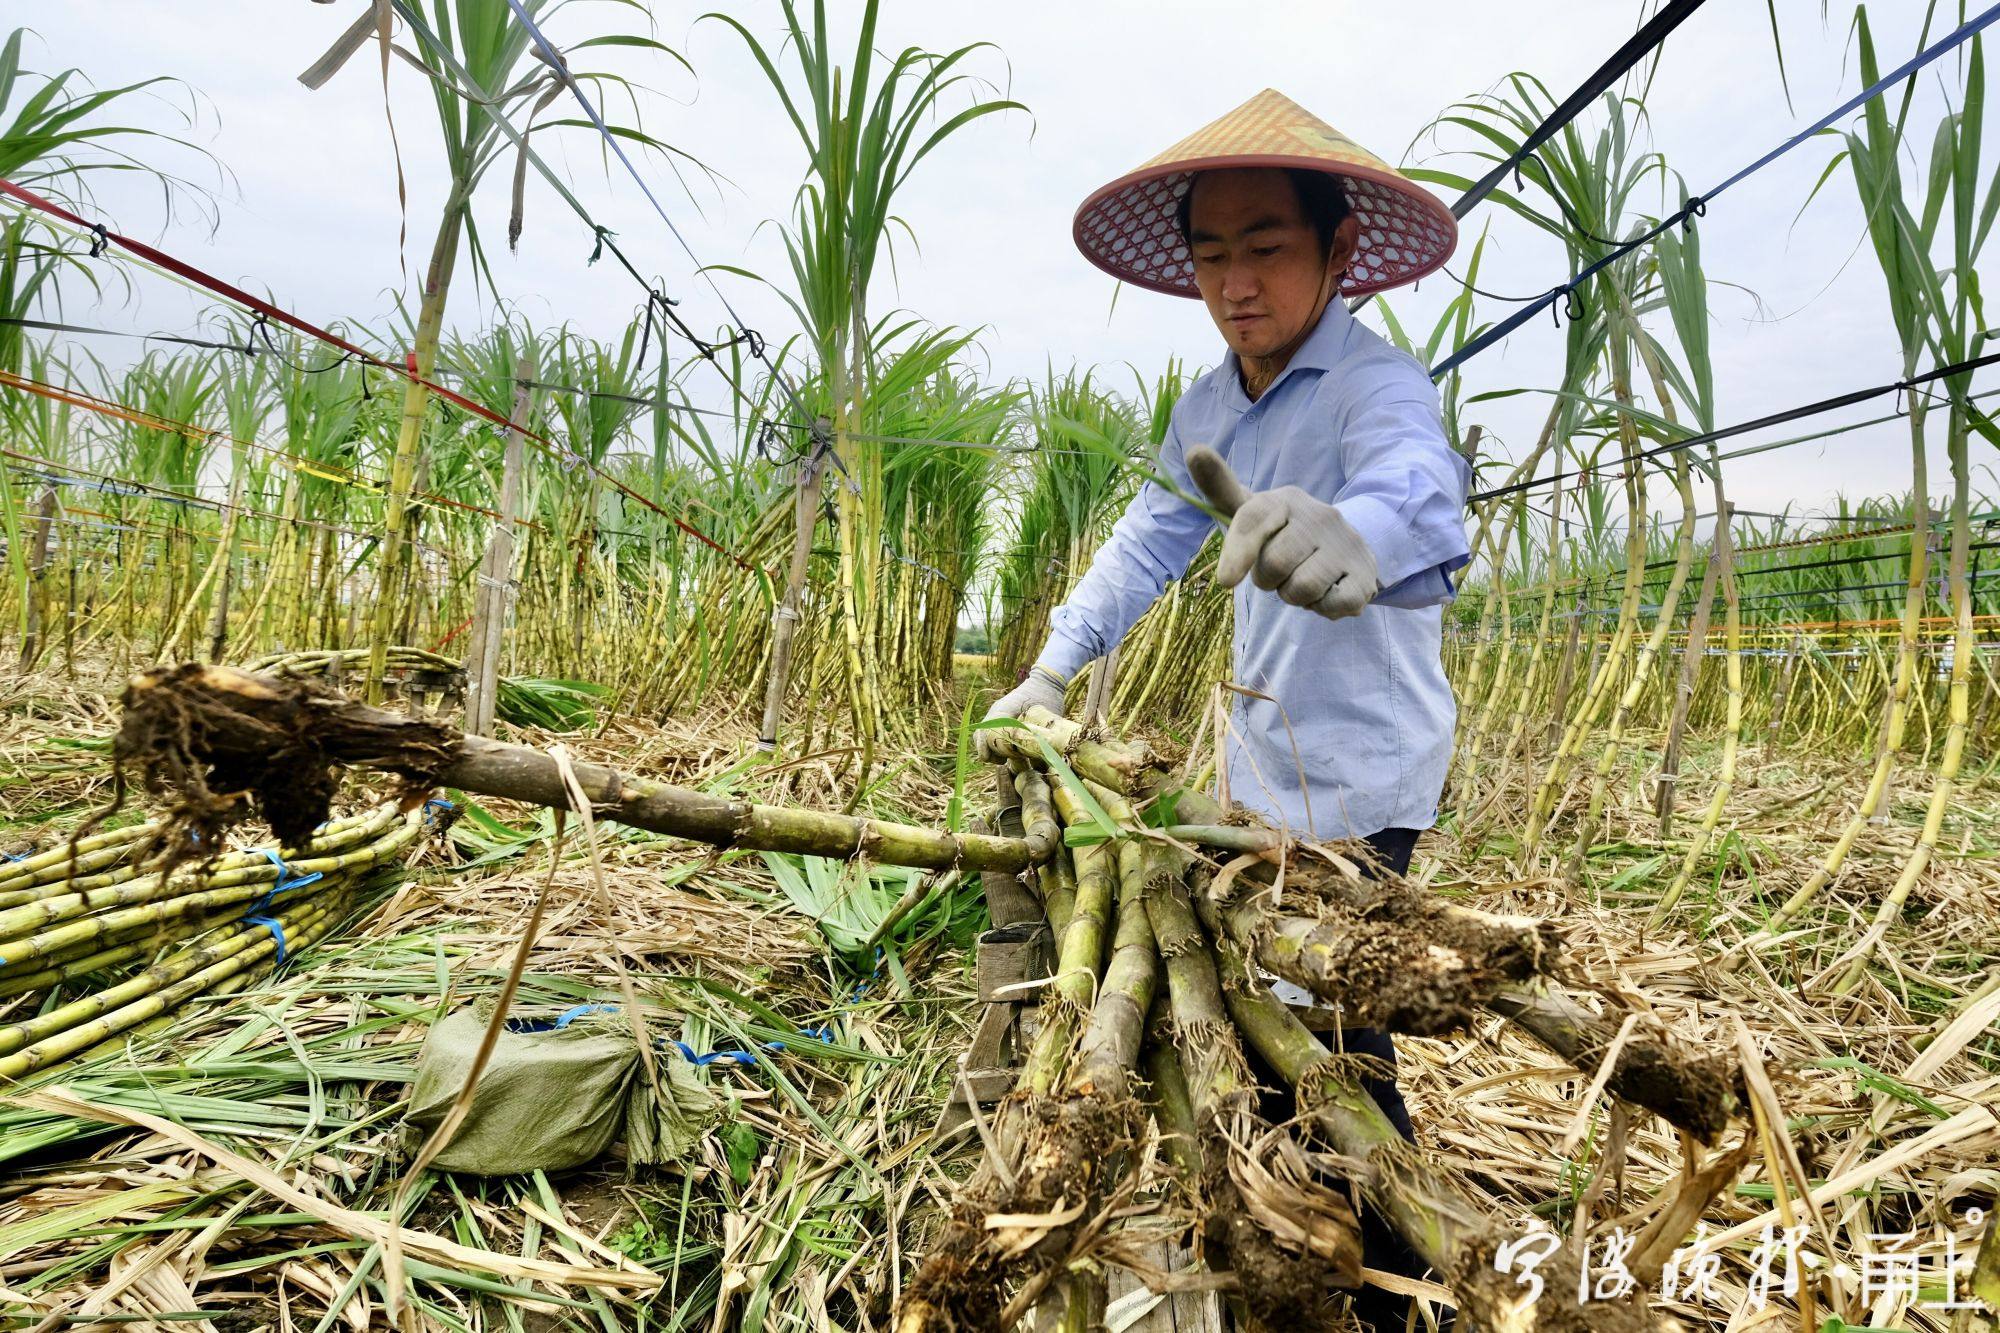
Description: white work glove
977,665,1068,761
1187,445,1380,621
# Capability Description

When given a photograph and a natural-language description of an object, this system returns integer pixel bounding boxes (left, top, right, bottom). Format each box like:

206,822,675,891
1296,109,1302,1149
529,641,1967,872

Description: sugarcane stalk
1654,467,1743,922
0,821,160,898
1068,834,1160,1096
0,891,346,1081
898,792,1148,1332
1214,885,1554,1037
1010,761,1061,863
0,894,340,1058
1199,923,1541,1330
1145,860,1364,1319
1827,397,1977,995
1656,505,1724,835
1037,845,1078,939
0,804,398,912
0,810,413,948
1144,778,1728,1138
0,817,417,970
116,664,1036,873
1484,985,1738,1142
0,918,212,1000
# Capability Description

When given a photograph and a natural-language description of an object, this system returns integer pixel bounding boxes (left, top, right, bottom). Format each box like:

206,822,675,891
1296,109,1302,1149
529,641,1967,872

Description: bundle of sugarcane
894,707,1737,1332
0,802,425,1080
102,665,1735,1327
243,646,463,679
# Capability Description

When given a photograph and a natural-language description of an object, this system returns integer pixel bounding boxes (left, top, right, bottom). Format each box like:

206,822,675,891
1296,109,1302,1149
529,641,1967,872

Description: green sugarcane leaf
719,1121,759,1187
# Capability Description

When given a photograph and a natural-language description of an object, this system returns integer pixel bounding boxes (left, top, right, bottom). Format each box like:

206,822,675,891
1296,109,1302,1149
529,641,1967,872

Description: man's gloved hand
1187,445,1380,620
977,665,1067,761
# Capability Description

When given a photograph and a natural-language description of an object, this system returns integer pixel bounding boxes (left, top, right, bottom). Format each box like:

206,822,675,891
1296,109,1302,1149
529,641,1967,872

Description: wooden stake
16,486,55,672
1657,502,1731,832
466,360,533,738
1080,645,1120,729
204,470,247,662
757,419,832,753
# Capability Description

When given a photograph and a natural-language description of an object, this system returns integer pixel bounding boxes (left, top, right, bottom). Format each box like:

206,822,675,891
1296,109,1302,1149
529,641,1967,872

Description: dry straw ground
0,670,1993,1331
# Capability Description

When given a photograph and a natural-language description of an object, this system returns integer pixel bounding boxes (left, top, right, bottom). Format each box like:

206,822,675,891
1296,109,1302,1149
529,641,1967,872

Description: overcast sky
16,2,1984,524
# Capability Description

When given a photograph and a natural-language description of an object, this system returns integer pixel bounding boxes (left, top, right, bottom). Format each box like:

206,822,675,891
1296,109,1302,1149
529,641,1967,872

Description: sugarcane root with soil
109,664,1741,1328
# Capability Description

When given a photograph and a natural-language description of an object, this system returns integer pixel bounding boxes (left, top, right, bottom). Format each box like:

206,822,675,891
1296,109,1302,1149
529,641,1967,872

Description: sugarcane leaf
1601,853,1666,896
719,1120,759,1186
1808,1056,1951,1119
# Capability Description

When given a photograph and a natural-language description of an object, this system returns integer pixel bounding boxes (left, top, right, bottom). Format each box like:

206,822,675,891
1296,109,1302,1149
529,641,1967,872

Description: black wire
1514,536,2000,607
0,315,253,356
1435,5,2000,378
1470,349,2000,504
1450,0,1709,220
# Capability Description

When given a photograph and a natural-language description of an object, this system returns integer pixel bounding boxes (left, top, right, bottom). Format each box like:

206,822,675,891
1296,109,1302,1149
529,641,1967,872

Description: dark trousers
1249,825,1432,1332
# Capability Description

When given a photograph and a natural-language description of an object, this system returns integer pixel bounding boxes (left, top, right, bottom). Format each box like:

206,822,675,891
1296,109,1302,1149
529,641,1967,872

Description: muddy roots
1253,864,1557,1035
1202,1122,1361,1332
900,1091,1137,1332
114,664,457,851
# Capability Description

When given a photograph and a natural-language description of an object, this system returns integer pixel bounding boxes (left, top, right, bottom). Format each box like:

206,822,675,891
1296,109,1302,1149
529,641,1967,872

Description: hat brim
1072,155,1458,299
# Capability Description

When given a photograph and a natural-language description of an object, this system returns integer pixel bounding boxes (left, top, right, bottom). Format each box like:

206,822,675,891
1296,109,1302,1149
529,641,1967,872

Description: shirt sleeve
1330,379,1472,611
1037,417,1216,681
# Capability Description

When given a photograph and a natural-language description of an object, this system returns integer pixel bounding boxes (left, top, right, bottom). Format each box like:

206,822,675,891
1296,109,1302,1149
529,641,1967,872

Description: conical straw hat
1073,88,1457,299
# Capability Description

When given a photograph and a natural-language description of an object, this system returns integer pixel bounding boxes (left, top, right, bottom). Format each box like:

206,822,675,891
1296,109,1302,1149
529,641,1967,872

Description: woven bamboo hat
1073,88,1457,299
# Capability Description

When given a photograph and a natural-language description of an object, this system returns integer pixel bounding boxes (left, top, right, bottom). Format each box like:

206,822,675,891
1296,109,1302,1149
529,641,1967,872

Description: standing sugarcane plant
1648,214,1744,921
1820,25,2000,995
992,372,1147,683
709,0,1023,770
1420,89,1676,864
1737,8,1953,960
298,0,688,700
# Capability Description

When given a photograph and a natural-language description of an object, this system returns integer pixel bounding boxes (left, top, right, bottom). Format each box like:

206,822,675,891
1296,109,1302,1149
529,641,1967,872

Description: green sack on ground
404,1001,722,1176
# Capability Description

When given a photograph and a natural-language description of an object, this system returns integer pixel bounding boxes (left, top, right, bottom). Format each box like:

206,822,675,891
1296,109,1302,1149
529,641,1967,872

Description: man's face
1185,168,1355,360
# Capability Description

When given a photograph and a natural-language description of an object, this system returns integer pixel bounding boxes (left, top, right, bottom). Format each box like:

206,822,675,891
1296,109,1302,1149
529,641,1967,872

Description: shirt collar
1218,297,1355,410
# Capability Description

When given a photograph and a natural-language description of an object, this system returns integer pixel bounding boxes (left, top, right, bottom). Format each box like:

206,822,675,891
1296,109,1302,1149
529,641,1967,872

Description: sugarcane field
3,1,2000,1329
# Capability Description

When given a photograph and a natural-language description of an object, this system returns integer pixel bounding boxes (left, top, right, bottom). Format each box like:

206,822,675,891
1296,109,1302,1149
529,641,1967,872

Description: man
986,90,1471,1327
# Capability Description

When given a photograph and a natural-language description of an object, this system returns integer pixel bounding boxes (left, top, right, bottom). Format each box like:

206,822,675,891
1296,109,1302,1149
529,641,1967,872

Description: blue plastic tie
259,848,324,895
496,1002,836,1067
505,1001,620,1034
1,852,25,864
844,945,886,1005
668,1038,785,1068
238,849,325,922
423,797,457,826
246,914,287,964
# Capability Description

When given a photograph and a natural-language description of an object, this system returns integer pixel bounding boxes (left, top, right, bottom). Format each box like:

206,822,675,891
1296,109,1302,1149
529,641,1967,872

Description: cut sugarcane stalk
116,664,1035,873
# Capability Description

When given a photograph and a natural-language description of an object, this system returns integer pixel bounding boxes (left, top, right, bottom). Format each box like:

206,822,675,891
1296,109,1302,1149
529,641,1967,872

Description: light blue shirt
1039,299,1472,838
